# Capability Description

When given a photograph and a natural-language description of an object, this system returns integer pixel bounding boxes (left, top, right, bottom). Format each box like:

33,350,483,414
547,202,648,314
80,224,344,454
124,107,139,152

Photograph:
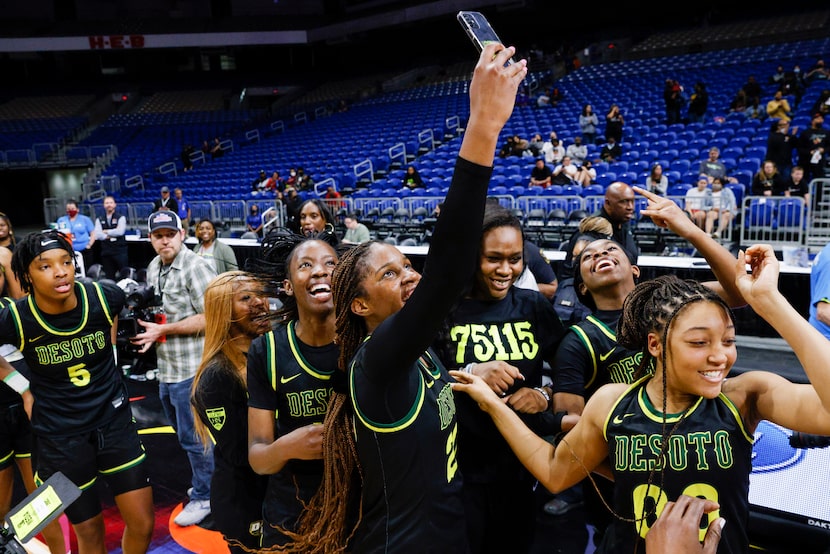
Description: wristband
552,411,568,434
3,370,30,395
464,363,476,374
533,386,551,409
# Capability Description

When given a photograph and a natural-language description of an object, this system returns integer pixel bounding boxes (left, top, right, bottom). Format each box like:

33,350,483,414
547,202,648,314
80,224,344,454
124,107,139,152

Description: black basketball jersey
554,310,650,400
247,320,338,476
436,286,566,483
0,281,127,435
600,377,754,553
349,346,466,553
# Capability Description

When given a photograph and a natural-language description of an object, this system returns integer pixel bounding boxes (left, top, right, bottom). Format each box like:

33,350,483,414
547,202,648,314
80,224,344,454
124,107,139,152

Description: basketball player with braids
274,43,526,553
452,242,830,553
191,271,272,552
549,187,747,540
432,202,567,553
0,230,153,553
246,229,342,548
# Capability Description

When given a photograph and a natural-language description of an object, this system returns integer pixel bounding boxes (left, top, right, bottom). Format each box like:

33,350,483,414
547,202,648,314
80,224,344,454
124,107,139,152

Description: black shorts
0,402,32,471
33,407,150,524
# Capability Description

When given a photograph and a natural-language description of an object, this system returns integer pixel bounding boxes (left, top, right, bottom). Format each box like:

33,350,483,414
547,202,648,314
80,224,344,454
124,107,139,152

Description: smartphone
456,11,514,65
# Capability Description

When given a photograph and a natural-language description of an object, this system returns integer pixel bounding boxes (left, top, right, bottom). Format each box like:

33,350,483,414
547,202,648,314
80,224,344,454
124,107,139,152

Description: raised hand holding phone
457,11,516,66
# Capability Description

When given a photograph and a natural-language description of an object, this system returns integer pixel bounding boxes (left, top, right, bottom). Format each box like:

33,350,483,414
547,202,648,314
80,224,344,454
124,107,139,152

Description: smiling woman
0,229,154,553
431,201,566,553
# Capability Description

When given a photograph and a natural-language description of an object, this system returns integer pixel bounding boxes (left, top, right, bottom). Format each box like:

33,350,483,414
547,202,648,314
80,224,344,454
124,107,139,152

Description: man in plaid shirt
133,210,218,526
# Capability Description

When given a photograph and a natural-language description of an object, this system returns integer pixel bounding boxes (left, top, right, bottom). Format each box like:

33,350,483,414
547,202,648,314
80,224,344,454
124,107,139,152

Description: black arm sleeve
362,157,492,381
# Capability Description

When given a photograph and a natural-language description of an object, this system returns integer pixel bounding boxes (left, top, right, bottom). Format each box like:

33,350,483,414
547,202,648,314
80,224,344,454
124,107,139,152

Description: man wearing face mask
55,199,96,273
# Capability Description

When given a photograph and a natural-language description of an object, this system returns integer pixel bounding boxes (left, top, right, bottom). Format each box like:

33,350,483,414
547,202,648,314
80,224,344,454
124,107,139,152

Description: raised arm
635,186,745,307
735,245,830,423
365,44,527,368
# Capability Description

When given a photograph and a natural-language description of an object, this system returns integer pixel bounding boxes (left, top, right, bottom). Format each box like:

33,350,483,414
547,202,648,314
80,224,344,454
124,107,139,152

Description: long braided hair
615,274,735,541
266,240,377,553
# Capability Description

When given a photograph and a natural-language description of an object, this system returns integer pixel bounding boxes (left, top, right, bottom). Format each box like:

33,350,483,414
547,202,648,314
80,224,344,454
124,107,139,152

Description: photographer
131,211,217,527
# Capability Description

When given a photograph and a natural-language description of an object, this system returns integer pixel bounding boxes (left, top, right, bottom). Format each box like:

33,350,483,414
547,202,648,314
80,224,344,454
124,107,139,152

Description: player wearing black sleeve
0,230,153,554
273,43,528,553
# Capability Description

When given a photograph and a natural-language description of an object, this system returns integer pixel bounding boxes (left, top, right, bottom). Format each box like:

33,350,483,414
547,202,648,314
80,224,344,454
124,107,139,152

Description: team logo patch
206,407,226,431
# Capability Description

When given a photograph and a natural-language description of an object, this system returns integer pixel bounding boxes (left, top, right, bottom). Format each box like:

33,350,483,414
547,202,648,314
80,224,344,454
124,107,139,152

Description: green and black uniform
247,321,338,547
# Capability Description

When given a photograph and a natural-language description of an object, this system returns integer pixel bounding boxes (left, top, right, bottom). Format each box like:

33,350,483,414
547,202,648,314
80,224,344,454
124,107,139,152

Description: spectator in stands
285,168,298,189
798,112,829,181
598,182,639,258
295,167,314,191
646,163,668,196
781,68,806,109
174,187,192,235
565,136,588,165
604,103,624,144
284,188,302,230
56,199,96,270
342,213,371,245
296,199,340,245
745,96,765,121
810,89,830,118
403,164,424,189
766,119,799,177
574,159,597,187
729,88,748,114
663,79,685,125
742,75,762,106
751,160,785,197
93,195,128,280
529,157,552,188
201,140,211,157
194,219,239,273
579,104,599,145
133,211,217,527
324,185,343,209
246,204,264,238
806,59,830,83
210,137,224,158
528,133,545,157
152,186,178,214
706,177,737,239
685,176,712,230
598,135,622,163
251,169,269,194
765,89,793,122
261,171,284,199
699,147,739,184
551,155,580,185
181,143,195,172
535,88,551,107
0,213,15,250
686,81,708,124
783,165,810,203
542,134,565,165
769,65,786,86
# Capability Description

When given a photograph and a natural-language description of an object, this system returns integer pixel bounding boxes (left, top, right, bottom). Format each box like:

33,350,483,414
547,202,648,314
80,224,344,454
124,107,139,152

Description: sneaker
712,231,721,239
186,487,193,499
543,497,584,516
174,499,211,526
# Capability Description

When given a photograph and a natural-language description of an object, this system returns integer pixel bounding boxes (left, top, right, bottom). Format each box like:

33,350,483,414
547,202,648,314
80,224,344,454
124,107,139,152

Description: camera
117,281,163,355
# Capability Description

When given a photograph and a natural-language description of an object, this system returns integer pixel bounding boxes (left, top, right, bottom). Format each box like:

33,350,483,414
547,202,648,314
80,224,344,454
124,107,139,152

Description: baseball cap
148,211,182,233
160,186,170,193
